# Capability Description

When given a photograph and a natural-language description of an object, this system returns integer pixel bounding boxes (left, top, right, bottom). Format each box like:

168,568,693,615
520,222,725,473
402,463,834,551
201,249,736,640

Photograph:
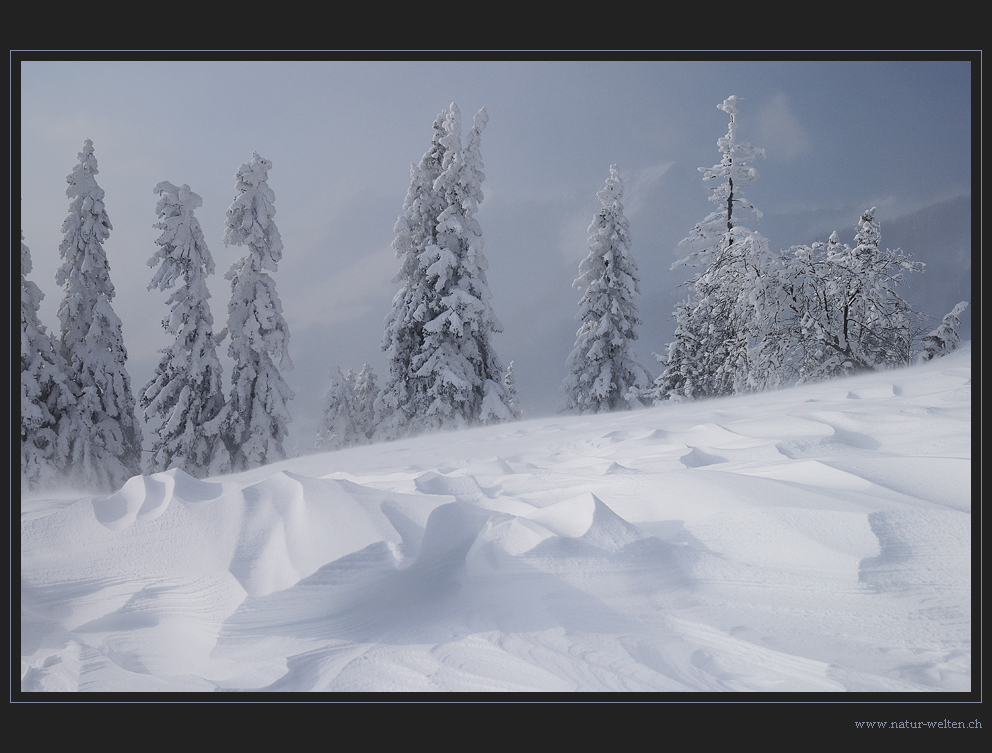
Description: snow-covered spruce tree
561,165,650,413
375,107,451,441
139,182,229,477
352,362,380,441
219,153,294,472
21,234,73,491
504,361,522,419
313,367,361,451
777,208,926,380
919,301,969,362
314,363,380,452
418,104,514,429
378,104,514,437
55,140,143,492
648,96,779,402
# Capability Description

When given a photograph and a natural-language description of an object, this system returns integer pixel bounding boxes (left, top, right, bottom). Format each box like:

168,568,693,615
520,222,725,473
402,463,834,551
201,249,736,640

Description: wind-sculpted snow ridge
20,345,971,692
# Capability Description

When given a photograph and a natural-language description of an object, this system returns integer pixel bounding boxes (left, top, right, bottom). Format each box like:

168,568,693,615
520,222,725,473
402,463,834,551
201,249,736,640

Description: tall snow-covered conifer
561,166,650,413
21,234,73,491
352,363,380,441
314,367,361,452
416,104,514,429
376,109,450,440
140,182,229,477
378,104,513,437
219,153,294,472
55,140,142,492
649,97,777,401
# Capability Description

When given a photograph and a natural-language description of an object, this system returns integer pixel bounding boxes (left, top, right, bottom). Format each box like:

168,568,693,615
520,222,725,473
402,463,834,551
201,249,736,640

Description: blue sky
18,57,974,448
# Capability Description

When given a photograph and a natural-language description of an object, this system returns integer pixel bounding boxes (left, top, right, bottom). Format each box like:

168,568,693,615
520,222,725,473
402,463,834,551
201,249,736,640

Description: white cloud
755,93,811,159
558,209,591,264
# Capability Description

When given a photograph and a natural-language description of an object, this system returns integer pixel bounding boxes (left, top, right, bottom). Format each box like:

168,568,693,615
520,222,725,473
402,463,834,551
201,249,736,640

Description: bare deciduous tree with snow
140,182,229,477
54,140,143,492
777,208,927,382
218,153,294,472
648,96,933,399
561,165,650,413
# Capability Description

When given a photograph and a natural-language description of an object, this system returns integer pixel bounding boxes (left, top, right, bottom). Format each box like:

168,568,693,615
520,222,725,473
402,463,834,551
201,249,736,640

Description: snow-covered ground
20,345,972,693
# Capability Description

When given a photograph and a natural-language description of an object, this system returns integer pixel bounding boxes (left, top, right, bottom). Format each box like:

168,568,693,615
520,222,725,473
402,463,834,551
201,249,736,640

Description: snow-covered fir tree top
56,140,125,356
148,181,215,292
57,140,114,301
224,152,282,271
673,96,765,271
709,95,764,195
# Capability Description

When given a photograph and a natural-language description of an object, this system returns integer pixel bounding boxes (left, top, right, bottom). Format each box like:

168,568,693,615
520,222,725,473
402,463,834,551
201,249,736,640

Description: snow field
20,345,971,692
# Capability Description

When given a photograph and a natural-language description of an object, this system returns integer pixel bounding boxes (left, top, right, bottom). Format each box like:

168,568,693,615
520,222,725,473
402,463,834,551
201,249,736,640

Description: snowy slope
20,345,972,692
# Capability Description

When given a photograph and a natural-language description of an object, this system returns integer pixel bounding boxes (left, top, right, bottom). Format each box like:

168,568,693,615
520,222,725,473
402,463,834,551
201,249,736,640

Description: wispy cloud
755,93,811,159
623,162,676,217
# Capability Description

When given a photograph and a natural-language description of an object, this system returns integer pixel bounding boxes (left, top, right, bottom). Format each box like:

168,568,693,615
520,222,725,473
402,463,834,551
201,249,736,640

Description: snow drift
20,345,972,692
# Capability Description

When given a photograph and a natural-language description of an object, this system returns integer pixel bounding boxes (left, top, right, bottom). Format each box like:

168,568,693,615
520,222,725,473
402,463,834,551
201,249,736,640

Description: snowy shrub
919,301,969,362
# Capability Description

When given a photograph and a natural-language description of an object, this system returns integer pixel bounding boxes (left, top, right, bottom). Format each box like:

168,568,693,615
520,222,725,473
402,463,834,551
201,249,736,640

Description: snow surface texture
21,345,971,692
